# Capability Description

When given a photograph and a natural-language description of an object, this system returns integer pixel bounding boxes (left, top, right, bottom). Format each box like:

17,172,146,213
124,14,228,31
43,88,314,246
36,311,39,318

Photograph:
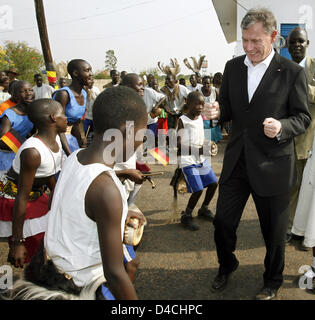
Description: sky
0,0,236,75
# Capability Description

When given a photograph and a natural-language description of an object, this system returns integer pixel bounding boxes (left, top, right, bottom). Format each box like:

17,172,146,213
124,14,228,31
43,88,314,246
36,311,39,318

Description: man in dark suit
208,8,311,300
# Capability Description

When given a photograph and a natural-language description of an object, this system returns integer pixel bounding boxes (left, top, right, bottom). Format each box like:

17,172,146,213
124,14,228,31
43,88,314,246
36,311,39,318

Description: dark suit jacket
219,52,311,197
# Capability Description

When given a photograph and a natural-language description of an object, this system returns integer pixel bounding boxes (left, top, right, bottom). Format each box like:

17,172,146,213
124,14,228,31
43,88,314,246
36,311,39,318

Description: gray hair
241,7,277,35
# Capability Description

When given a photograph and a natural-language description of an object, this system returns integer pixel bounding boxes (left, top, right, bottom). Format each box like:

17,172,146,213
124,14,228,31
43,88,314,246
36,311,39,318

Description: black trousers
213,152,290,289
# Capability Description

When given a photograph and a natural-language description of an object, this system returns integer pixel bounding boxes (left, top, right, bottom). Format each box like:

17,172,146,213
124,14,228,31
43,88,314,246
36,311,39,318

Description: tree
139,67,160,79
0,41,44,83
105,50,117,70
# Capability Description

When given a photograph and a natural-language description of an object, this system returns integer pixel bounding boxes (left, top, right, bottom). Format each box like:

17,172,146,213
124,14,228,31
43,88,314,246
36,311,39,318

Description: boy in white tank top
42,87,147,300
177,91,218,231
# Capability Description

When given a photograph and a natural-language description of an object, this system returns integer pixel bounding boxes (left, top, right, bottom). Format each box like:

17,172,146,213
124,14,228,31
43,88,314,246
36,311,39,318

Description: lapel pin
277,69,281,72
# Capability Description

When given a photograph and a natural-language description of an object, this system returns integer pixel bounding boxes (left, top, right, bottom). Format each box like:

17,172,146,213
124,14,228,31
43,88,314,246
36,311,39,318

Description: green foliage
139,67,160,79
0,41,44,84
105,50,117,70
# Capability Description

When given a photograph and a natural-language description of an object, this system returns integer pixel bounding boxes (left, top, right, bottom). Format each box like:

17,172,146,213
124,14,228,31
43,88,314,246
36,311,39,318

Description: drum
123,204,145,246
123,217,144,246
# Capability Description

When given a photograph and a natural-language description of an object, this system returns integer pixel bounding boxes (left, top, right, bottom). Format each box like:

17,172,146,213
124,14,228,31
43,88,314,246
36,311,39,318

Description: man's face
147,74,154,87
242,21,277,66
35,76,43,87
190,95,205,116
189,75,197,87
59,78,67,88
77,62,93,86
131,77,144,96
165,75,176,89
288,29,309,63
152,79,159,91
8,72,16,81
120,71,127,80
112,71,120,84
18,82,34,105
202,78,211,90
0,72,7,83
2,79,9,91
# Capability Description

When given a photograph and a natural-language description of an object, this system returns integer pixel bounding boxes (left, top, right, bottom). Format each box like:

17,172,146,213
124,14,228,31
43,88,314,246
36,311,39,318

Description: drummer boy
44,86,148,299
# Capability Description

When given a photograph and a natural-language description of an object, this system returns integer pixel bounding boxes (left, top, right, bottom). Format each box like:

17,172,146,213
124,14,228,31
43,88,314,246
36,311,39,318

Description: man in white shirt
160,74,190,128
33,74,54,100
103,70,120,90
187,74,203,92
287,27,315,247
0,77,11,104
209,8,311,300
143,87,165,140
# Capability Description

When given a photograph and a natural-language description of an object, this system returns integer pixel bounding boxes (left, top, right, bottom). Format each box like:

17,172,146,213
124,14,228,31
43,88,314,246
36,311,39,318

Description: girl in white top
177,91,218,231
2,99,67,268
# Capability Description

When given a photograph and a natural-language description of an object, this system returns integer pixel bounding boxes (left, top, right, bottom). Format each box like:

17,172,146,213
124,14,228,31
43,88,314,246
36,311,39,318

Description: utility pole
34,0,57,87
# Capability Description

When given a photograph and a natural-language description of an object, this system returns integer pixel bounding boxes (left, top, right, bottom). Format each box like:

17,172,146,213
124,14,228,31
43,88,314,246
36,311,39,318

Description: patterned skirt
0,174,49,262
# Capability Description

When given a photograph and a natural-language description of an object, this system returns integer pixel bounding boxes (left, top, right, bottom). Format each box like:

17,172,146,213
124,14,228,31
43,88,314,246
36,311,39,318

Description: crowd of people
0,6,314,301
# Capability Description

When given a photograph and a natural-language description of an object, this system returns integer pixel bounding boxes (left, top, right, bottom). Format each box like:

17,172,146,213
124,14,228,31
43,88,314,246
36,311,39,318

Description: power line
59,7,211,41
0,0,157,34
49,0,157,27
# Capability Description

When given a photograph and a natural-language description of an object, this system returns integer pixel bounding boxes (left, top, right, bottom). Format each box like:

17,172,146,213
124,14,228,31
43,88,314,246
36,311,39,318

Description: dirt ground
133,138,315,300
1,138,315,300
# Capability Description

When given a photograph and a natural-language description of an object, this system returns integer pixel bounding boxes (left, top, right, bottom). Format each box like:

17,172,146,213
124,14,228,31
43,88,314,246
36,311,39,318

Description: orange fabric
0,99,16,115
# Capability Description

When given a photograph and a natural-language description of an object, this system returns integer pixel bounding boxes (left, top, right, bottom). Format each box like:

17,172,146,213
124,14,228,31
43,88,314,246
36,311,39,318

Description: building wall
235,0,314,58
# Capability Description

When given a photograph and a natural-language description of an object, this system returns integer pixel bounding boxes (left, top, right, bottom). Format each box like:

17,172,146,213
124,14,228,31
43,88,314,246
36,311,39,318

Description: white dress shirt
187,83,203,92
143,87,165,125
244,49,275,102
33,84,54,100
299,57,306,69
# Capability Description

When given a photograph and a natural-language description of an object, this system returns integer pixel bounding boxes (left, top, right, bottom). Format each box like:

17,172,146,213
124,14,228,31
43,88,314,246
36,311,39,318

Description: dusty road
134,139,315,300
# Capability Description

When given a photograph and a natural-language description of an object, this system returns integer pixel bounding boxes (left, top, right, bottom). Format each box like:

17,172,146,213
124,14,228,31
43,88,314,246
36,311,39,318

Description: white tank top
178,114,206,168
44,150,128,287
12,135,62,177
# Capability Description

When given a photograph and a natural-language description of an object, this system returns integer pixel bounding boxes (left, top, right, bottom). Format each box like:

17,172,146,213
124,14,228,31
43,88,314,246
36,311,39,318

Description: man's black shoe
180,213,199,231
197,207,215,221
255,287,278,300
285,232,292,244
292,234,304,241
211,260,239,292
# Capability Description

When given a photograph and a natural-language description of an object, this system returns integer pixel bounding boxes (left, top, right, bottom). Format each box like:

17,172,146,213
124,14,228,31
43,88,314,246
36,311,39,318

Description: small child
177,91,218,231
1,99,66,267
